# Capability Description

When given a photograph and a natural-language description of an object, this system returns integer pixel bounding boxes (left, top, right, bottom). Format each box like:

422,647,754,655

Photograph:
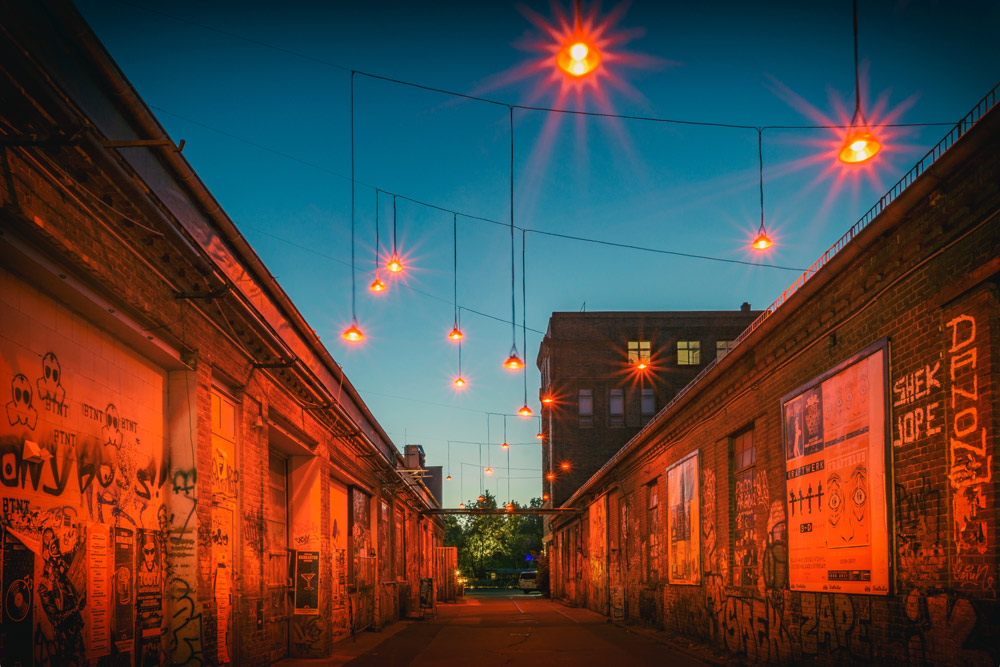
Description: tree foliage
444,491,544,579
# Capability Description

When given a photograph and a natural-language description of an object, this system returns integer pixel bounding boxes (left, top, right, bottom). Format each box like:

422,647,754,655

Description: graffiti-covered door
265,451,290,661
350,488,374,632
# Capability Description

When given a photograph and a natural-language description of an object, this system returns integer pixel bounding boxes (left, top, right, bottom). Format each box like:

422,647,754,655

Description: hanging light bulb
448,325,464,341
536,431,543,440
485,467,493,475
369,274,386,292
752,231,773,250
542,493,550,501
541,395,554,404
839,0,881,164
477,495,485,504
386,255,403,273
504,350,524,371
505,502,514,512
839,130,881,164
557,39,601,77
453,376,466,388
459,502,465,508
342,321,365,343
546,472,556,481
752,129,774,252
370,190,387,293
518,404,533,417
387,195,404,273
560,462,570,471
502,441,509,450
446,474,452,481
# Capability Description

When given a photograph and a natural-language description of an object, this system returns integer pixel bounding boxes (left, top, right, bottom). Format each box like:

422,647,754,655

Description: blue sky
76,0,999,507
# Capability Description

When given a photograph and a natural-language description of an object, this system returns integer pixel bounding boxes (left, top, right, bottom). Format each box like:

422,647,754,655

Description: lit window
578,389,593,426
677,340,700,365
640,388,655,420
609,388,624,426
628,340,651,364
717,340,734,360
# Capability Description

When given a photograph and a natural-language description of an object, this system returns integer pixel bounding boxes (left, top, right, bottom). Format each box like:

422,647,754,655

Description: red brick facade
0,4,442,665
550,92,1000,664
537,310,759,506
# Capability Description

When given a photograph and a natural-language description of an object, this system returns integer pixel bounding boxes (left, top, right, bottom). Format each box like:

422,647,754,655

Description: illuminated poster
87,522,111,659
782,344,888,594
667,451,700,584
2,528,35,667
135,529,162,666
294,550,320,614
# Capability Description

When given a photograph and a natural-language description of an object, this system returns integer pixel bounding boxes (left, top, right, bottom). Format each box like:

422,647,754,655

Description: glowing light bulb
485,467,493,475
838,129,881,163
635,361,648,370
448,326,464,341
454,376,466,388
518,404,533,417
560,462,570,470
386,255,403,273
536,432,543,440
502,442,509,450
369,276,386,292
557,38,601,77
446,475,452,481
542,395,554,404
542,493,549,501
546,472,555,481
477,495,485,503
460,502,465,508
504,353,524,370
342,323,365,342
505,503,514,512
752,232,772,250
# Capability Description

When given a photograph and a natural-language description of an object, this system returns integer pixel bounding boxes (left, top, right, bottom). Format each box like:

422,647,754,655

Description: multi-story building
536,308,760,506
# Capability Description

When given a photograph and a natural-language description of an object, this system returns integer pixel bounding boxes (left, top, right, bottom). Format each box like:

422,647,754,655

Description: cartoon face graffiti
37,352,66,406
102,403,123,449
97,445,116,487
141,534,157,573
6,374,38,429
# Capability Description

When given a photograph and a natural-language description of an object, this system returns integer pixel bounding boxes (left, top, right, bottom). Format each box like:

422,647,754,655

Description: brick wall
550,105,1000,664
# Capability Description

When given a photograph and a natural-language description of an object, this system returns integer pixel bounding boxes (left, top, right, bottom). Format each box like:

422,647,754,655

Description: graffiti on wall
945,310,995,593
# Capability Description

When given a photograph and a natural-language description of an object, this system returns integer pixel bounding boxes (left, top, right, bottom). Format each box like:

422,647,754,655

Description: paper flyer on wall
782,346,888,594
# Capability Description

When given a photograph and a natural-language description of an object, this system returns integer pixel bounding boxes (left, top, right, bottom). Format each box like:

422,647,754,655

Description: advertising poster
87,522,111,659
782,344,888,594
2,528,35,667
667,451,700,585
294,550,320,614
135,529,162,666
112,527,135,647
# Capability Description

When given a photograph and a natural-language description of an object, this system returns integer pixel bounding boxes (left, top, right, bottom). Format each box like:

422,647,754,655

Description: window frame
578,388,594,426
628,340,651,364
609,388,624,426
677,340,701,366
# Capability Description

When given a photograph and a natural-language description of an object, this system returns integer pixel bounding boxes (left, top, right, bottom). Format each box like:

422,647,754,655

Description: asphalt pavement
338,590,713,666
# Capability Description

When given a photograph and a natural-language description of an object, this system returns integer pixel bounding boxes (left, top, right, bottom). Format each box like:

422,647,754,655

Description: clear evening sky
75,0,999,507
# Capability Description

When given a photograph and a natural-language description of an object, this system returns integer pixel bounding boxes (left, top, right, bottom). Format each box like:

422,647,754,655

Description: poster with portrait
667,451,700,585
782,343,888,594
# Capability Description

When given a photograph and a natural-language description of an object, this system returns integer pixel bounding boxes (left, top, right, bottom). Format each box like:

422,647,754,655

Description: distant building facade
536,308,759,507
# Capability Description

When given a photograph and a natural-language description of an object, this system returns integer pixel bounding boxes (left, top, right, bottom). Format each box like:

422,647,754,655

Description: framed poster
667,450,700,585
782,342,889,594
294,550,320,614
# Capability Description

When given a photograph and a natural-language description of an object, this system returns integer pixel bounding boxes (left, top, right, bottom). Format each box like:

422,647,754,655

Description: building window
640,388,655,421
677,340,700,365
645,481,659,583
578,389,593,426
628,340,651,365
609,388,624,426
731,429,757,587
717,340,735,360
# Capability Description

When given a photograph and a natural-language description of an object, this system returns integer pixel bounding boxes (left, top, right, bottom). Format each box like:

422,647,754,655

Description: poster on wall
782,343,889,594
2,528,35,667
667,451,700,585
294,550,320,614
87,522,112,660
135,529,162,666
112,526,135,648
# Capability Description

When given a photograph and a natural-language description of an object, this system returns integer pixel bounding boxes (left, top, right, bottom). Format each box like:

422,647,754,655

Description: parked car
518,570,538,593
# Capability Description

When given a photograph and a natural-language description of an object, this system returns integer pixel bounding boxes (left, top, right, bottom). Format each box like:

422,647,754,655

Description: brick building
537,309,759,506
548,86,1000,664
0,3,442,665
